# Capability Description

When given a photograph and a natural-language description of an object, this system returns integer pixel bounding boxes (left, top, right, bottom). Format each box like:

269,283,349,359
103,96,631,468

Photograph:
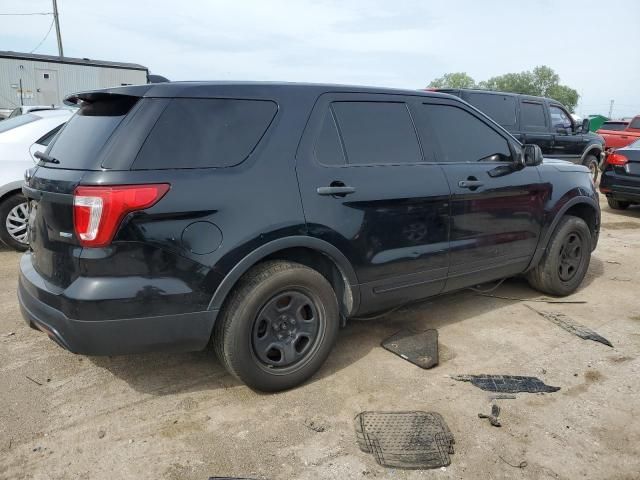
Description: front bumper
18,255,217,356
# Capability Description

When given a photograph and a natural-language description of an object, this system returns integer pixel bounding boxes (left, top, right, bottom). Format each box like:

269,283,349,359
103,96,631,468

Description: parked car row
597,115,640,151
0,108,73,249
17,82,600,391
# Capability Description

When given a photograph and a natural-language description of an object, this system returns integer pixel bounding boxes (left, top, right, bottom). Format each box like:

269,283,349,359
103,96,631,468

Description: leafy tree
428,72,476,89
429,66,580,112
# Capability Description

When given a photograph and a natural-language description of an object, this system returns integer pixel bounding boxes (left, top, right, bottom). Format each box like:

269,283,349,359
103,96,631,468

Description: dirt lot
1,196,639,480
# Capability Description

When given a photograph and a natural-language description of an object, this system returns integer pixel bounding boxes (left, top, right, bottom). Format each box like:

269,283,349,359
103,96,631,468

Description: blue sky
3,0,639,117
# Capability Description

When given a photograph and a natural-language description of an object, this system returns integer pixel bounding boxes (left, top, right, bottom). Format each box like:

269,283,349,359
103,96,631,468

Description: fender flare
207,236,360,313
0,181,25,201
580,143,603,164
526,196,599,271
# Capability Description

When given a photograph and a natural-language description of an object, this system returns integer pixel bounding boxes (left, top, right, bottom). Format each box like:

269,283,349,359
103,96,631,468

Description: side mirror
523,144,543,166
581,118,590,133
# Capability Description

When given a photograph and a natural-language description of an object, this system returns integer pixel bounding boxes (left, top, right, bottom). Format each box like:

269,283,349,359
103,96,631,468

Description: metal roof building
0,51,149,110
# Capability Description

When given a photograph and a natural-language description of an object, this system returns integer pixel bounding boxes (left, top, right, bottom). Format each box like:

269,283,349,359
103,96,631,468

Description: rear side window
0,114,38,134
420,104,511,163
520,101,547,131
331,102,421,165
133,98,277,169
630,117,640,129
465,93,517,128
315,110,346,166
46,95,138,169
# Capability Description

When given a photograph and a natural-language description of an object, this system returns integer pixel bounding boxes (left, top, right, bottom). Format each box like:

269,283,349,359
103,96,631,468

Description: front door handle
458,180,484,189
317,185,356,196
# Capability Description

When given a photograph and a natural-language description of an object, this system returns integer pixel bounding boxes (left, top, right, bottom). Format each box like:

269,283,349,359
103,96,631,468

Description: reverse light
607,152,629,166
73,184,170,247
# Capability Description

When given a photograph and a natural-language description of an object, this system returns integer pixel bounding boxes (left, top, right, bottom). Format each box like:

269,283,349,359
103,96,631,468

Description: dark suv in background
19,82,600,391
438,88,605,180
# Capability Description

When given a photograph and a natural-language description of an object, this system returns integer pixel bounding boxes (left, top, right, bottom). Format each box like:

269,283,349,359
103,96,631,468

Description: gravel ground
1,196,639,480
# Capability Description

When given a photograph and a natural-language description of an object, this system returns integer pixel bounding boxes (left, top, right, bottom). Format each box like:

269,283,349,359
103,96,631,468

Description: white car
0,109,73,250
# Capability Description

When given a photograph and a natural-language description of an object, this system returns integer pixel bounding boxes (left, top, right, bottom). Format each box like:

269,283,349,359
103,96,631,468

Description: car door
296,93,451,314
549,103,584,163
412,98,548,291
519,98,554,155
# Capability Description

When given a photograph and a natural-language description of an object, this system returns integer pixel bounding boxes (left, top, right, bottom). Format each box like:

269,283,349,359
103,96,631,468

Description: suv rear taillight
73,184,170,247
607,152,629,166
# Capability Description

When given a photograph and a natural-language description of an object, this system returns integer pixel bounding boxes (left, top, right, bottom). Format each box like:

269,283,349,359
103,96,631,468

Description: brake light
73,184,170,247
607,152,629,166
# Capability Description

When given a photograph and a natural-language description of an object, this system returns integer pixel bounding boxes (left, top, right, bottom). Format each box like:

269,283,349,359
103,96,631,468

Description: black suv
438,88,605,180
18,82,600,391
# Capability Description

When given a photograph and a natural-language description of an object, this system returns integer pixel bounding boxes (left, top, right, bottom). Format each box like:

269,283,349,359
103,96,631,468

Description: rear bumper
18,255,217,356
600,173,640,203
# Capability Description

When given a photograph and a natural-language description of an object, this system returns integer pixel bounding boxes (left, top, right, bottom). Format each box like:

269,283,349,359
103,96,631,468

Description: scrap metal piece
355,411,454,469
381,329,439,369
452,375,560,393
478,404,502,427
525,305,613,347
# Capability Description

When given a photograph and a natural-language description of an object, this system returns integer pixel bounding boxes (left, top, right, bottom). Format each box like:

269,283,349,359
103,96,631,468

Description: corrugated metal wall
0,57,147,109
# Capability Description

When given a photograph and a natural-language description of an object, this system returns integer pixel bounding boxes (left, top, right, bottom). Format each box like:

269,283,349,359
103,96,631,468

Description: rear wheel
582,154,599,183
0,193,29,251
213,260,339,392
607,198,630,210
527,215,591,296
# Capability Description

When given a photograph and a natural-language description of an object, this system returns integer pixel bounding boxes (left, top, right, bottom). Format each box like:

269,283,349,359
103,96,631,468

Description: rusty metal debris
525,305,613,347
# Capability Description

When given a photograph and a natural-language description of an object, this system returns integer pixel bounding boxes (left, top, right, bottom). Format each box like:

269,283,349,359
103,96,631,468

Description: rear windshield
45,95,137,169
465,93,517,127
132,98,277,169
0,114,38,134
600,122,628,131
630,118,640,129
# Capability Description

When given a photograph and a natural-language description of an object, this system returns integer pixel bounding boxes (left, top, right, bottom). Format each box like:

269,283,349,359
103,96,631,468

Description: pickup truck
597,116,640,150
438,89,606,181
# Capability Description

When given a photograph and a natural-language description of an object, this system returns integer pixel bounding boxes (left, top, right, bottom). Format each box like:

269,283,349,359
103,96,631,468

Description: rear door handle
458,180,484,189
316,186,356,196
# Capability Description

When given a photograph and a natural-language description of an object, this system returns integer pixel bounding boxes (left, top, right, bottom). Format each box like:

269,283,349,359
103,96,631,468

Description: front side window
520,101,547,130
331,101,422,165
419,104,511,163
550,105,572,129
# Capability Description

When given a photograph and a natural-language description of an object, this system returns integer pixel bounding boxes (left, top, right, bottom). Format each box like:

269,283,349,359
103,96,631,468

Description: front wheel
0,193,30,251
527,215,591,296
582,154,599,183
213,260,340,392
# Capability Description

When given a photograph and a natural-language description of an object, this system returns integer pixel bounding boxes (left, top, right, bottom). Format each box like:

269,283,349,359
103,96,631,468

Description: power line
0,12,52,16
30,17,55,53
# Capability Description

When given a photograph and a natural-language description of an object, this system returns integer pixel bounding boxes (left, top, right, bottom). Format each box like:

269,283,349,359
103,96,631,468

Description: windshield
0,113,38,134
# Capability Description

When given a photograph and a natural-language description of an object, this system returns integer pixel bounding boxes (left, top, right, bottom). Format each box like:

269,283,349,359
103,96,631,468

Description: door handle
458,180,484,189
317,185,356,196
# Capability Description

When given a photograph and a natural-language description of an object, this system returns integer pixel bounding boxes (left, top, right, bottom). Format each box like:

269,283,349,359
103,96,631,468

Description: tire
527,215,591,296
0,193,29,251
213,260,340,392
582,154,599,183
607,198,630,210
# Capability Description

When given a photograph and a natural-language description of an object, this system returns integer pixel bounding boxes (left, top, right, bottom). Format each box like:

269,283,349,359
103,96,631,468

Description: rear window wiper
34,151,60,165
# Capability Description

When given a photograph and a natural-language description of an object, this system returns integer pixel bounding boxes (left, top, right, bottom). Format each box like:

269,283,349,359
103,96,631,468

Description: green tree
429,66,580,112
427,72,476,89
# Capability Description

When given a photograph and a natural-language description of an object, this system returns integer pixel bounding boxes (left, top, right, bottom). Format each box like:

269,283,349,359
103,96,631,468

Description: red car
597,116,640,150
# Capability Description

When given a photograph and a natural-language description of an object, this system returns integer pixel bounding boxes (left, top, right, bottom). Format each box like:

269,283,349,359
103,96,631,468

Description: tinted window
630,117,640,129
420,104,511,163
134,98,277,170
36,124,64,146
520,102,547,130
550,105,572,129
0,114,38,134
331,102,421,165
315,110,346,166
46,96,139,169
600,122,628,131
465,93,517,127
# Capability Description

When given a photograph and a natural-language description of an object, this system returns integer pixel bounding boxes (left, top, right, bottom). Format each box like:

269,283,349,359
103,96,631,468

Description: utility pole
608,99,614,118
52,0,64,57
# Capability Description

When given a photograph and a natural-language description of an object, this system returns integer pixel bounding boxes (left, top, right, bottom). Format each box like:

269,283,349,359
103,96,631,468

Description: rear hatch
24,94,141,289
